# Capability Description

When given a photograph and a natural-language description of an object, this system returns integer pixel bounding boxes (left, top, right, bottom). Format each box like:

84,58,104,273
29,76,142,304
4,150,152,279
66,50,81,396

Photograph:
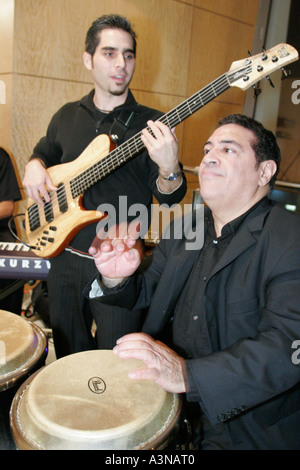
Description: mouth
111,74,127,84
200,170,222,179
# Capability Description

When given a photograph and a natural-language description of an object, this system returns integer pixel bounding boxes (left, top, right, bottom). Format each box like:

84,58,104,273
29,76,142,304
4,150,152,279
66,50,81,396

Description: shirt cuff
185,359,202,402
89,278,104,298
156,176,183,195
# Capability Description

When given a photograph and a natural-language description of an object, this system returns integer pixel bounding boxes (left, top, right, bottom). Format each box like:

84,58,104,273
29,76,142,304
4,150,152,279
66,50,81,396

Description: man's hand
113,332,187,394
22,159,57,206
88,221,143,282
141,120,180,175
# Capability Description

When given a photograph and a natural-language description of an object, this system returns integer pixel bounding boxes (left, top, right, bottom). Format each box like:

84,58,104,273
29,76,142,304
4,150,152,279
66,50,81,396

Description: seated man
86,114,300,450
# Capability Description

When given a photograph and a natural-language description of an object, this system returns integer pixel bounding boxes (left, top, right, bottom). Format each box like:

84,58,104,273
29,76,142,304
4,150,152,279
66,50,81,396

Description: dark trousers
47,250,146,358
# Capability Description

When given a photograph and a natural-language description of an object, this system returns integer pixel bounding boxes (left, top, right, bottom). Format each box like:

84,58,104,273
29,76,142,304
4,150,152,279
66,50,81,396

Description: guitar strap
109,109,137,143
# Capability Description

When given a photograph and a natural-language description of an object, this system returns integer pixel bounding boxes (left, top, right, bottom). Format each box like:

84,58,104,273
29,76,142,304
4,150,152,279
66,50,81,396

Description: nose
202,150,219,166
115,53,126,69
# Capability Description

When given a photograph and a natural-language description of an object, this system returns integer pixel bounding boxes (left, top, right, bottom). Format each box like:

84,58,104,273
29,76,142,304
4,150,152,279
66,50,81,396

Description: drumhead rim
10,351,182,450
0,322,48,392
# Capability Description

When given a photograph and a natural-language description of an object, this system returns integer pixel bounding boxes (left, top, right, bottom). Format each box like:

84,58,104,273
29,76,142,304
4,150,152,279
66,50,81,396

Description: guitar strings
27,73,232,229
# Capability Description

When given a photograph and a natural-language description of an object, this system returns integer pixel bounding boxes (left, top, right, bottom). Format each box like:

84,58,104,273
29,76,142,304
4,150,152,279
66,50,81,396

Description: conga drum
0,310,48,449
10,350,181,450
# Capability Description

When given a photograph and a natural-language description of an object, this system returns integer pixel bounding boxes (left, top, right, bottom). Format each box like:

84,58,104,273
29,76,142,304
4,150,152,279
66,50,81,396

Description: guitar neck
160,73,230,128
70,73,230,198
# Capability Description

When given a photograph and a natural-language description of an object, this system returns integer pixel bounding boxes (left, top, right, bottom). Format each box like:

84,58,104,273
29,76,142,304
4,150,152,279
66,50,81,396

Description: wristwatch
159,170,182,181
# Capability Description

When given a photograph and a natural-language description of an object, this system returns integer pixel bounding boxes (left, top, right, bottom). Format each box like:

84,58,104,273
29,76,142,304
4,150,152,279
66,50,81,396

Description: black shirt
0,148,21,238
172,198,269,358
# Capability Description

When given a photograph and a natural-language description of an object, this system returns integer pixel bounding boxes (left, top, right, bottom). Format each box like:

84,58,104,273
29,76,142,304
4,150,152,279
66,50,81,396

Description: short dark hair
218,114,281,189
85,14,137,57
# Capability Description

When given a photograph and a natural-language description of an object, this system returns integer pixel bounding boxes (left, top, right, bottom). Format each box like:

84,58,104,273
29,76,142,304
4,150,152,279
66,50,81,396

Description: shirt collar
206,196,270,240
79,89,137,114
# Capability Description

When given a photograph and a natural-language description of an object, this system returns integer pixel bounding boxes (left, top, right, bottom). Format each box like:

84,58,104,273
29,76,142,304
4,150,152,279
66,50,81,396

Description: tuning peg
281,67,291,80
266,75,275,88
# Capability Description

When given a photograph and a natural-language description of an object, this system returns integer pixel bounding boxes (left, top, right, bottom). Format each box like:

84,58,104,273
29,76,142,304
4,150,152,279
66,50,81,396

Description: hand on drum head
113,332,187,394
89,221,144,282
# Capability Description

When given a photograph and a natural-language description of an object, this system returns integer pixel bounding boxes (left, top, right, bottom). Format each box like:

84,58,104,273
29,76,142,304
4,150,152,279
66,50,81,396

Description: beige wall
0,0,260,228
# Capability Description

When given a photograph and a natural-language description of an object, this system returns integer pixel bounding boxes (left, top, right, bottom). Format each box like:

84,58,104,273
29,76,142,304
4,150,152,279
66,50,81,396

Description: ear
258,160,277,187
83,51,93,71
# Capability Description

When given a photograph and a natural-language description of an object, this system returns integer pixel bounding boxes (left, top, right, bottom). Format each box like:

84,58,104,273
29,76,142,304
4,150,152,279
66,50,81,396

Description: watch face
169,172,180,180
160,170,181,180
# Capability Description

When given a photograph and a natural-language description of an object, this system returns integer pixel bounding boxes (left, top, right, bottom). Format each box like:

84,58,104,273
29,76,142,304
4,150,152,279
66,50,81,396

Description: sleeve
140,143,187,206
85,236,170,311
184,235,300,425
152,161,187,206
29,108,63,168
0,148,21,202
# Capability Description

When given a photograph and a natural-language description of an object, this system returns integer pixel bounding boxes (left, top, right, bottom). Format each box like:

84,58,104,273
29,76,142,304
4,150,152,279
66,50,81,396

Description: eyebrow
101,46,135,54
204,139,244,151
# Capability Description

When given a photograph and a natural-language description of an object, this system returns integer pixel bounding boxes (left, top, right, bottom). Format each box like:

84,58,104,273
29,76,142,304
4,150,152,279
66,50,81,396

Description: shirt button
202,276,207,281
193,315,198,321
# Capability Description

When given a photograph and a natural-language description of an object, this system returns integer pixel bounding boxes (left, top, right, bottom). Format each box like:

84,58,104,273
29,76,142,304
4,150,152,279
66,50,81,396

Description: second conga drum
0,309,48,449
10,350,181,450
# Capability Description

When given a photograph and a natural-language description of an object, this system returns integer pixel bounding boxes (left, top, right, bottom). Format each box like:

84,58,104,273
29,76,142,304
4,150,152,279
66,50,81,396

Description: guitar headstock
227,43,299,90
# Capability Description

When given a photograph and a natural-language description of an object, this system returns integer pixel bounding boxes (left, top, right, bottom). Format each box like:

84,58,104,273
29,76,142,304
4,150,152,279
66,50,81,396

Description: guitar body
25,134,115,258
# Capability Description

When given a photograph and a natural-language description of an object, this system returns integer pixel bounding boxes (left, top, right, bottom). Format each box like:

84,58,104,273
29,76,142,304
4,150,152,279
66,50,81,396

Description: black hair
85,14,137,57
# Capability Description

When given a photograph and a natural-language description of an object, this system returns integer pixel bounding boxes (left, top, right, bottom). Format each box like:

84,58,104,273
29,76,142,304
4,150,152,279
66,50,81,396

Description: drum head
0,310,47,391
10,350,180,450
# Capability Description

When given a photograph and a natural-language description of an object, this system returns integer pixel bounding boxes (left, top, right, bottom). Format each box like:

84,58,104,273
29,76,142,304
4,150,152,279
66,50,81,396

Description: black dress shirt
171,198,269,359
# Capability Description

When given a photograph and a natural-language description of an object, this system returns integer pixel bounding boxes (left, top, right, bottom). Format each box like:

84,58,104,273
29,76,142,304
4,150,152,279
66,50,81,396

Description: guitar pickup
44,198,54,223
57,183,68,213
28,203,41,232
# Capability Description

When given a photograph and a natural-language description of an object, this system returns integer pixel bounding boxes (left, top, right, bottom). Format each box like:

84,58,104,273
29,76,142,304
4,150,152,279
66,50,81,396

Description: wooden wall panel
187,8,257,102
125,1,193,95
11,75,92,173
0,0,14,161
0,74,13,150
0,0,14,73
193,0,259,25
